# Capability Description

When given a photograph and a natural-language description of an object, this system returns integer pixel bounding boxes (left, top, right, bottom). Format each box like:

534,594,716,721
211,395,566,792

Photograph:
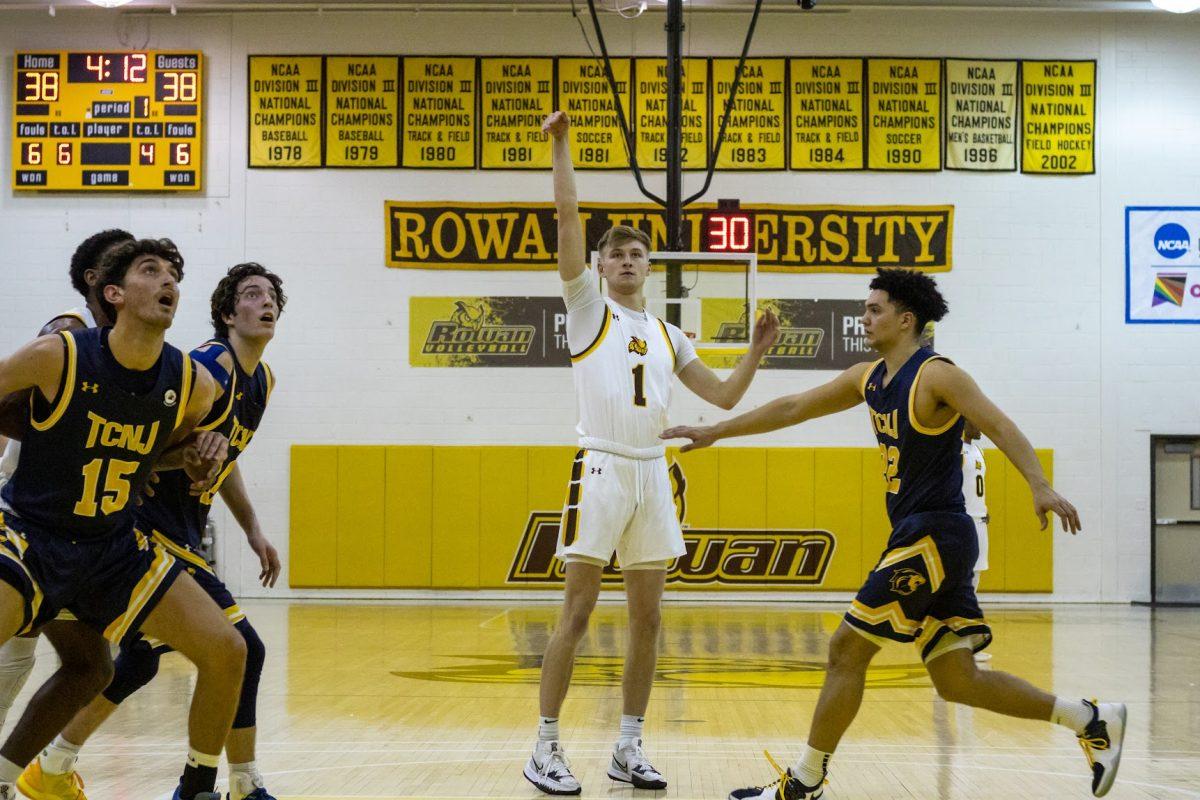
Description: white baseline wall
0,5,1195,602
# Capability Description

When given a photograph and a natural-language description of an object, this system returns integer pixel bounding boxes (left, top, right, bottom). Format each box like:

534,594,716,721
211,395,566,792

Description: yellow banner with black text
385,201,953,273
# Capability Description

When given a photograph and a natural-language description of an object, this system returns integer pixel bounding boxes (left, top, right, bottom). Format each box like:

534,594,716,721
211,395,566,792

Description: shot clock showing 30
12,51,203,191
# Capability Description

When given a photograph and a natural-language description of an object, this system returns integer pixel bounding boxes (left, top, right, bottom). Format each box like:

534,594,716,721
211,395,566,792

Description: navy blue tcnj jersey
1,328,192,539
862,348,966,524
135,338,273,554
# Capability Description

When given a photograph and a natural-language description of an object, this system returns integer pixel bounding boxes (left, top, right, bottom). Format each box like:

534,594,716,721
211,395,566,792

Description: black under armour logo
81,381,99,393
590,467,602,475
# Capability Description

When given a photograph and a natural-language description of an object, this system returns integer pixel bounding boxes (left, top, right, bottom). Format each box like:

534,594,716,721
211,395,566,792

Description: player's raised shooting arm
663,362,871,452
926,360,1081,533
544,111,586,283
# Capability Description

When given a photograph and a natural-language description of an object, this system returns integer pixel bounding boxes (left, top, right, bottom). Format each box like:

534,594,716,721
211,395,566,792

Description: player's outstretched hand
183,430,229,494
1032,483,1081,534
542,110,570,139
661,425,718,452
752,309,781,353
248,533,281,588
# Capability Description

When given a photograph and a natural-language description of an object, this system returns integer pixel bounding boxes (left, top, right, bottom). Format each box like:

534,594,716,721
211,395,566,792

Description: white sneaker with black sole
608,738,667,790
1077,699,1126,797
524,741,582,796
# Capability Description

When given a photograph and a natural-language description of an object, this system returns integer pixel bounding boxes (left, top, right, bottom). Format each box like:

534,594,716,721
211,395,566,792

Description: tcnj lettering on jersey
84,411,160,455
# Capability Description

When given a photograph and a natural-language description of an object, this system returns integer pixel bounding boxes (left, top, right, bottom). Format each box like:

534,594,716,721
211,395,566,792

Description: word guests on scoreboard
245,54,1097,176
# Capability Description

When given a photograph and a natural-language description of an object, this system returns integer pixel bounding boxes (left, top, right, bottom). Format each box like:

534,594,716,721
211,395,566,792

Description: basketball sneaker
608,738,667,790
523,741,581,796
229,789,276,800
728,752,824,800
16,760,86,800
1077,699,1126,797
169,786,220,800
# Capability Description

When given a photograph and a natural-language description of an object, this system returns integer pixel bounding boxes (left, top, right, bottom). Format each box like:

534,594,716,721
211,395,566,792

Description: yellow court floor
7,601,1199,800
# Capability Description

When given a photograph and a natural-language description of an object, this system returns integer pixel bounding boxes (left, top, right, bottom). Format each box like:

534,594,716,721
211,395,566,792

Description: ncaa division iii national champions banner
1127,207,1200,324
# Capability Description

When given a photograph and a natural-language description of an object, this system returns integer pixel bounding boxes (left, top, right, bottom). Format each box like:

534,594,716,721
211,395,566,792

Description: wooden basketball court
13,600,1195,800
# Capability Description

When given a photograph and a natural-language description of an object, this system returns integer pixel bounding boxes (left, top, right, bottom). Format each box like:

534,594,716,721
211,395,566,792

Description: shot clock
13,51,203,191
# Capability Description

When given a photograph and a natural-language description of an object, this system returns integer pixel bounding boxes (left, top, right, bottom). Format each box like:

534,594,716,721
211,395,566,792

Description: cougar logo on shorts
889,568,926,596
627,336,647,356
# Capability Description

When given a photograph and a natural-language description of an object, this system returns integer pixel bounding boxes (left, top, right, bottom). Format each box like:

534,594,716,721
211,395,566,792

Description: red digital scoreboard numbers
702,204,755,253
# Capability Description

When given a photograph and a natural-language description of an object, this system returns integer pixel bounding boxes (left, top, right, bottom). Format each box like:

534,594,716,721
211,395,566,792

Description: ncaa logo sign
1154,223,1190,259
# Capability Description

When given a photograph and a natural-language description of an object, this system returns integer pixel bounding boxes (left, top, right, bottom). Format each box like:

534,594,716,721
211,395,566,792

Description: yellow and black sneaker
728,751,825,800
16,760,86,800
1078,699,1127,797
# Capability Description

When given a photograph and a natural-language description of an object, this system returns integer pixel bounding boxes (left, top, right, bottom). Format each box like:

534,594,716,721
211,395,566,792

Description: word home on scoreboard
13,51,203,191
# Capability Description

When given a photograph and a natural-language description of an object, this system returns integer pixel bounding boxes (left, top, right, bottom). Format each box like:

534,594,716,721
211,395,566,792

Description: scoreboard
13,51,203,191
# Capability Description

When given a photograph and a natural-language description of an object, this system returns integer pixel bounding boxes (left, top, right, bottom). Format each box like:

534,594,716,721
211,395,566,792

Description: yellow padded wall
813,448,863,590
289,446,339,587
431,448,481,588
336,446,386,587
479,448,529,587
385,446,433,587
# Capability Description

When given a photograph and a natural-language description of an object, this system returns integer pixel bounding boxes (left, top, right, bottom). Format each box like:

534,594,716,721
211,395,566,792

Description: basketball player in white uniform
0,229,130,734
961,418,990,662
523,111,780,796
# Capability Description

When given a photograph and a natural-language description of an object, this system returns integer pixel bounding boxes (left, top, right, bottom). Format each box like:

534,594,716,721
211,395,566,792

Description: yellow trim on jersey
874,535,945,593
846,599,922,636
198,369,236,433
262,361,275,403
859,358,884,399
30,332,77,432
173,356,194,432
150,530,212,572
225,603,246,624
570,306,611,363
908,356,961,436
103,545,176,643
655,318,677,371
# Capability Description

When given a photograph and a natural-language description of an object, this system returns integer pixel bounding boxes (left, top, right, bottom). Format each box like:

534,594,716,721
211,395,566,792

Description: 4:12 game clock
13,50,203,192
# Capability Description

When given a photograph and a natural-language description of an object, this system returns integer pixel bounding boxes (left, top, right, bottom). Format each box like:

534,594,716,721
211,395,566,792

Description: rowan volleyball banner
1126,207,1200,324
387,202,953,273
409,296,885,368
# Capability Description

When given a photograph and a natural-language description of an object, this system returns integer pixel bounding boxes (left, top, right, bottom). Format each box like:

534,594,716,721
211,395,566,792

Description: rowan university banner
386,202,953,273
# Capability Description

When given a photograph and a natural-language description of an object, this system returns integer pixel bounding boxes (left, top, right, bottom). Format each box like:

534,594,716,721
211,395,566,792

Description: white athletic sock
1051,697,1094,735
39,735,81,776
537,716,560,744
0,755,22,786
228,760,264,799
617,715,644,747
0,637,38,729
793,745,831,788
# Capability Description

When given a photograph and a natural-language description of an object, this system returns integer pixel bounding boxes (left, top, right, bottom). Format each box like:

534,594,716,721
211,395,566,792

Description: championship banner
248,56,322,167
409,296,885,369
1021,60,1095,175
401,56,476,168
556,58,631,170
867,58,942,171
789,58,865,171
386,202,953,273
945,59,1017,171
1126,207,1200,324
324,56,399,167
480,58,554,170
710,58,786,170
634,58,709,170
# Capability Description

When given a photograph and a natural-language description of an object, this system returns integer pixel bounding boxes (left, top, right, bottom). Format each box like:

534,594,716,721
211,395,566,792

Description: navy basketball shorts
844,510,992,663
0,512,183,645
130,530,245,653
